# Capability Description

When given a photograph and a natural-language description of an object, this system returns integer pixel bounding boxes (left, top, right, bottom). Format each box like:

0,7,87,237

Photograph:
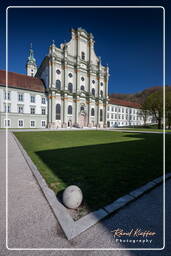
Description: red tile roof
109,98,141,108
0,70,46,92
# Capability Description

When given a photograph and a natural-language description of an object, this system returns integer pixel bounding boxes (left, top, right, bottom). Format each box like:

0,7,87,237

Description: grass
14,130,171,211
117,128,171,132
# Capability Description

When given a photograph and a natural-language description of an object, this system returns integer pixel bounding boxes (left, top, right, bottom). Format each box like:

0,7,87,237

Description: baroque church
32,27,109,128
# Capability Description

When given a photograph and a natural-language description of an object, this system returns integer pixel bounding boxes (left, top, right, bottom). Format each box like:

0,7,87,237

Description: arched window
100,109,103,121
68,105,72,115
80,85,84,91
91,108,95,116
68,83,73,93
56,80,61,90
80,106,84,111
81,51,85,60
56,104,61,120
100,90,103,98
92,88,95,96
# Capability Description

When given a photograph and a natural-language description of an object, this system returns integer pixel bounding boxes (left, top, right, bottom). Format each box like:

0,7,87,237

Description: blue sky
1,1,170,94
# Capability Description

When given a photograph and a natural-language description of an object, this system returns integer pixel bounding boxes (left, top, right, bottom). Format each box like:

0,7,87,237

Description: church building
35,27,109,128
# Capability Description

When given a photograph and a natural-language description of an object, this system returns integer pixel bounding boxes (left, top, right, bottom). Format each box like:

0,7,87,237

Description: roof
0,70,46,93
109,98,141,109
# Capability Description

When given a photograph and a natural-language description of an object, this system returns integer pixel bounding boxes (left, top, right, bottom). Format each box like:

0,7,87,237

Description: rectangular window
30,107,35,114
111,107,114,112
4,119,11,127
41,108,46,115
115,107,117,112
41,120,46,127
4,104,11,112
30,95,35,103
18,105,24,113
30,120,35,127
107,113,109,119
18,93,24,102
42,97,46,104
18,120,24,127
122,115,124,119
4,91,11,100
122,108,124,113
115,114,117,119
111,114,113,119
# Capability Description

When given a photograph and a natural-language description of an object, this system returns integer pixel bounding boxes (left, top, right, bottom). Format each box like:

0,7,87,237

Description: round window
81,77,84,81
56,69,61,74
68,73,73,78
92,80,95,84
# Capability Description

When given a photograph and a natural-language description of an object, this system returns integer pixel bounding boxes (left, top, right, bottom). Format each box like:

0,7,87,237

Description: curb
12,132,171,240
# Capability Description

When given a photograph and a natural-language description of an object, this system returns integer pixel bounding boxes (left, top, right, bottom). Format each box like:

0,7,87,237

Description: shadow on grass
34,133,167,211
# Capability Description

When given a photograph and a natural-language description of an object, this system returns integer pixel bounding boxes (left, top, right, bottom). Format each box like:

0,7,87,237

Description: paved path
0,130,170,256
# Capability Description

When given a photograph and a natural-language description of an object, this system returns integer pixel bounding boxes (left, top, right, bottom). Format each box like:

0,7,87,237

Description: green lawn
14,130,170,211
118,128,171,133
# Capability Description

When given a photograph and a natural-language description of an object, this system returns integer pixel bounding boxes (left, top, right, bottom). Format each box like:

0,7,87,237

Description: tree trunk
158,118,161,129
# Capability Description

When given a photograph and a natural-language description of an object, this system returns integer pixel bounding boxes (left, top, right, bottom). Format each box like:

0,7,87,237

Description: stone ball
62,185,83,209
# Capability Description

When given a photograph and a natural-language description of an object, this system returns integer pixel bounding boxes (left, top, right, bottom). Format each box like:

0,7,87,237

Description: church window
56,80,61,90
56,69,61,74
100,109,103,121
92,80,95,84
100,90,103,98
91,108,95,116
81,76,84,81
100,82,103,86
68,73,73,78
81,52,85,60
68,83,73,93
81,85,84,91
68,105,72,115
56,104,61,120
80,106,84,111
92,88,95,96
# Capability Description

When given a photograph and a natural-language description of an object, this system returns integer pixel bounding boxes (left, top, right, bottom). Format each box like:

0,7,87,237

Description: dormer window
81,51,85,60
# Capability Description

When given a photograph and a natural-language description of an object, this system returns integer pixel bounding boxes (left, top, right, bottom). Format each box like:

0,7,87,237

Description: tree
140,101,150,126
144,89,163,129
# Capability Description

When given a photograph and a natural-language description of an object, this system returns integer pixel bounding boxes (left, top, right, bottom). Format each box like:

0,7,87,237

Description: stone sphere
62,185,83,209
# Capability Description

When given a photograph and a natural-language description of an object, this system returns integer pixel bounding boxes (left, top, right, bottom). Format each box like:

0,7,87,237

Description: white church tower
26,43,37,77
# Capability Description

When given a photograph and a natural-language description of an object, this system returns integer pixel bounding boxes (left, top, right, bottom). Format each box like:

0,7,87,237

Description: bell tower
26,43,37,77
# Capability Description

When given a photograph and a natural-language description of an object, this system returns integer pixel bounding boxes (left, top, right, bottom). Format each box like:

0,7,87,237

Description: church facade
35,27,109,128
